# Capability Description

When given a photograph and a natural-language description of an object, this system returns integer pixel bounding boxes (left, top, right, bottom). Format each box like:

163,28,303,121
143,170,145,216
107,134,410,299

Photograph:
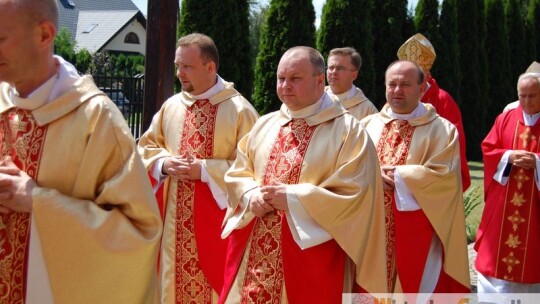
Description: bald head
276,46,326,111
385,60,426,114
281,46,325,76
2,0,59,30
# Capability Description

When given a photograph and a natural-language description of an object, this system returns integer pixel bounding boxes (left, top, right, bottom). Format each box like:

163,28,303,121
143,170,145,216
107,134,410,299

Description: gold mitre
397,33,436,72
526,61,540,73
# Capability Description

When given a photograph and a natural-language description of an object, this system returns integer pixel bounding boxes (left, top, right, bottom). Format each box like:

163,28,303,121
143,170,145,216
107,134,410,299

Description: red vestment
475,107,540,283
422,77,471,191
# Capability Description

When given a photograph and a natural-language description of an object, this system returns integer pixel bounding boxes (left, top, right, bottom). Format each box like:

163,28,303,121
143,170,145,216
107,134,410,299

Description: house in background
57,0,146,55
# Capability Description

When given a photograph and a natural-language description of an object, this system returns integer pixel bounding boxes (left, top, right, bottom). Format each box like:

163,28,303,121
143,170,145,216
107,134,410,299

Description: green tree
505,0,529,83
178,0,253,98
485,0,513,125
75,49,92,74
414,0,441,50
529,0,540,61
249,3,269,73
54,27,76,63
252,0,316,113
457,0,488,160
316,0,376,100
372,0,409,108
435,0,461,105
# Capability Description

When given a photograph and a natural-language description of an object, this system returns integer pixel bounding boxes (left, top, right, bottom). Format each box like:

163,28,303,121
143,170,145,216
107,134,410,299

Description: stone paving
468,243,478,291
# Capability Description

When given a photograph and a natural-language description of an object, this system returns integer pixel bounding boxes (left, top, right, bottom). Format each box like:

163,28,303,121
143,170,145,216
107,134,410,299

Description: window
124,32,140,44
82,23,98,33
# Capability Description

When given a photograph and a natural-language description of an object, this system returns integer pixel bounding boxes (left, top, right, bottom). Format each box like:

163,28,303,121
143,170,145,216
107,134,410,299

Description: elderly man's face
385,61,425,114
276,51,324,111
518,78,540,115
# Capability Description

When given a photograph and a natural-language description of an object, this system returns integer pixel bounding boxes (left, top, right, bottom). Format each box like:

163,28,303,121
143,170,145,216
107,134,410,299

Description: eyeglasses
326,65,356,72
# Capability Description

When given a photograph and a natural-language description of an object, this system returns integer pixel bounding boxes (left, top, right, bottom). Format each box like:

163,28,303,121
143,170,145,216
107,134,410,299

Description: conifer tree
414,0,441,53
529,0,540,61
457,0,487,160
252,0,316,113
372,0,409,108
485,0,513,125
436,0,461,105
505,0,529,83
177,0,253,98
317,0,376,100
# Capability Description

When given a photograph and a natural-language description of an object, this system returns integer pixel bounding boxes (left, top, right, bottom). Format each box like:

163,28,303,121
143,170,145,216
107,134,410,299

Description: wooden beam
142,0,178,133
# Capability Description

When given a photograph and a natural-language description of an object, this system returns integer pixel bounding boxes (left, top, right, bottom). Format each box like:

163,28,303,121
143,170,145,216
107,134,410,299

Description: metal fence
91,72,145,139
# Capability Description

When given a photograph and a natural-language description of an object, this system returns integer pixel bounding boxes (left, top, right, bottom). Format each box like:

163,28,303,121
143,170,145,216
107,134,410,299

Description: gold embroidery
175,99,217,304
501,252,521,273
505,234,521,249
241,119,315,303
512,168,530,190
510,192,526,207
518,127,536,148
507,210,526,232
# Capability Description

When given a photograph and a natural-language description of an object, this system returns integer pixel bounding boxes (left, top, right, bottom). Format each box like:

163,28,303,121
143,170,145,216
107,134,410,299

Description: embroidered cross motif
501,252,521,273
518,127,536,148
507,210,526,232
513,168,530,190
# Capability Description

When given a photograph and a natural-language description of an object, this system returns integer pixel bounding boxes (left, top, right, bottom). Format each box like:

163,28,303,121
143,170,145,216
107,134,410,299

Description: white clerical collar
523,111,540,126
387,101,427,120
329,85,356,102
189,75,225,100
10,73,58,110
9,55,81,110
289,92,333,119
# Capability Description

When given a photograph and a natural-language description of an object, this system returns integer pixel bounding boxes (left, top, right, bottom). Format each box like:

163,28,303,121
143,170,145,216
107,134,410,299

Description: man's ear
207,61,217,73
37,20,56,48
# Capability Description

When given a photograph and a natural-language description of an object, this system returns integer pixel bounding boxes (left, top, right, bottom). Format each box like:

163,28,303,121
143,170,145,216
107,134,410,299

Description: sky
132,0,420,26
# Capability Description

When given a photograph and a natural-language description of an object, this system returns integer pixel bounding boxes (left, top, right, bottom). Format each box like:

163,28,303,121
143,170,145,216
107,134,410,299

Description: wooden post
142,0,179,133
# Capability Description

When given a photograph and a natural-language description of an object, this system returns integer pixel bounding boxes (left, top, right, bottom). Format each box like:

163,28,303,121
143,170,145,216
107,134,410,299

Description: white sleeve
493,150,513,186
394,170,421,211
150,157,168,193
221,188,256,239
200,163,228,210
286,189,332,249
535,154,540,191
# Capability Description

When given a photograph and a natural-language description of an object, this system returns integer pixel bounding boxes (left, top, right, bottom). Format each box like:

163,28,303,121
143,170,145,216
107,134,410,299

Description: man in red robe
475,73,540,293
397,33,471,191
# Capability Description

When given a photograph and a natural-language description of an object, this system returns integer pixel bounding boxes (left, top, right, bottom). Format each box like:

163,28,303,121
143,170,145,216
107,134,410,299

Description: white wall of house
104,19,146,55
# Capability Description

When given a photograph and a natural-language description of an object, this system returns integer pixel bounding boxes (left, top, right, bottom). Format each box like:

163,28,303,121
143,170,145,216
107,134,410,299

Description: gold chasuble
221,101,388,303
241,118,315,301
375,119,415,291
324,86,378,121
476,108,540,283
0,109,47,303
361,104,470,293
0,78,161,304
138,81,258,304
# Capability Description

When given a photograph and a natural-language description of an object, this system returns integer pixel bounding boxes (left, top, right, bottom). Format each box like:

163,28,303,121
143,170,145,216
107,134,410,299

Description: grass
465,161,484,243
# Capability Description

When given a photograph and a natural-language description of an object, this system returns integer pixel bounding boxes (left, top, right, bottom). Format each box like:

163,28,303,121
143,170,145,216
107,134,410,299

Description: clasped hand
510,150,537,169
162,152,202,180
249,184,288,217
0,156,35,214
